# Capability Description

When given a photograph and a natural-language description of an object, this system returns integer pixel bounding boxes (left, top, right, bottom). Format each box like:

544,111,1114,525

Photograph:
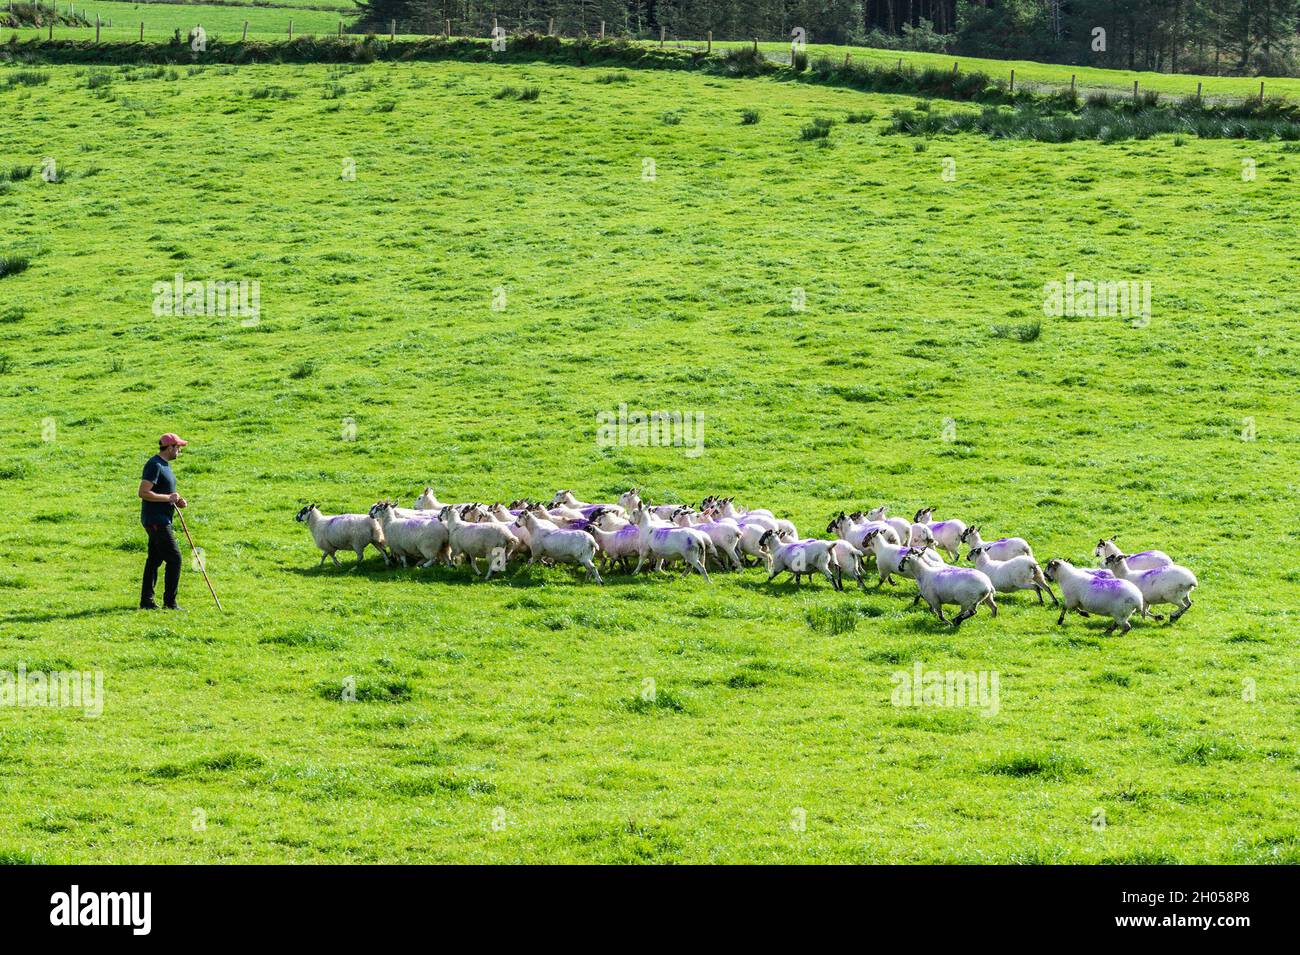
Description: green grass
0,57,1297,864
5,1,348,39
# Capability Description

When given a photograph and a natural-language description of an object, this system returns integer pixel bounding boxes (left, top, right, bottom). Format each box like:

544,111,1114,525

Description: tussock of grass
0,255,30,279
806,603,881,635
984,752,1087,780
261,627,343,650
4,70,49,88
623,689,688,713
315,677,412,703
991,319,1042,342
494,85,540,101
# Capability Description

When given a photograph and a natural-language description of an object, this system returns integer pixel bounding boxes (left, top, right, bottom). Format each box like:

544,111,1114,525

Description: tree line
352,1,1300,76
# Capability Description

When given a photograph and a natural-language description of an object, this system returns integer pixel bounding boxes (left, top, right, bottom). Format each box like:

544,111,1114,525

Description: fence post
952,60,958,75
288,19,293,40
844,52,850,66
445,19,451,38
1196,81,1202,99
139,21,144,41
706,30,711,54
659,25,664,47
95,13,99,41
600,20,605,39
1132,79,1138,102
1009,69,1015,92
1260,80,1265,103
547,17,552,36
897,57,902,69
752,36,757,53
1070,74,1076,96
389,19,394,40
242,20,248,41
337,21,342,38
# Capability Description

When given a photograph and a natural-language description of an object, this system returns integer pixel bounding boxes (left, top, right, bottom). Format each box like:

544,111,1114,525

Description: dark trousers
142,523,182,608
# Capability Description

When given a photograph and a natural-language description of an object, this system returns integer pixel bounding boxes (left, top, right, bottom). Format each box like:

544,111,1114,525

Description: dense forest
353,1,1300,75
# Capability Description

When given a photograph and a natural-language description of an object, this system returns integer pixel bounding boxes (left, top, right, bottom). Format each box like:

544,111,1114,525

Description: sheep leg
1056,605,1068,625
984,594,998,617
691,554,712,583
584,559,603,585
930,601,948,624
1169,596,1192,622
1117,618,1133,635
1105,621,1118,634
911,592,922,606
318,551,329,567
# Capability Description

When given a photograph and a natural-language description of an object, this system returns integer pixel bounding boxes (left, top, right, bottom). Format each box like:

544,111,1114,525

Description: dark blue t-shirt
140,454,176,526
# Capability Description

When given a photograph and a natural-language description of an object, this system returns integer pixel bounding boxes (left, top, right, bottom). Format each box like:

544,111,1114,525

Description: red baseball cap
159,433,189,448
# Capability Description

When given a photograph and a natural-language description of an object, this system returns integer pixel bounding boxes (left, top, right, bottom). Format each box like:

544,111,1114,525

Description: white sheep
862,528,943,587
828,539,867,590
913,507,968,562
969,545,1057,605
758,531,840,589
369,501,450,569
715,497,797,541
960,525,1033,562
295,504,387,568
1102,553,1198,623
827,512,900,550
519,511,603,583
413,487,445,511
673,508,743,570
865,506,913,548
587,521,642,572
441,506,519,581
898,549,997,626
1044,559,1145,634
1093,538,1173,571
631,508,711,581
617,489,680,522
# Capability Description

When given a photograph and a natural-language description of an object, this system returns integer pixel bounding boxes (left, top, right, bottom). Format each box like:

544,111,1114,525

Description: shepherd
137,432,189,610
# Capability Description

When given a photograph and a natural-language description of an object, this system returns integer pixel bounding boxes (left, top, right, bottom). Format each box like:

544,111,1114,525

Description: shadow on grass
5,605,138,625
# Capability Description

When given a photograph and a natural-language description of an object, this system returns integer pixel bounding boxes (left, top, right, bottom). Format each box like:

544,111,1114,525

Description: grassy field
6,2,348,39
1,54,1297,863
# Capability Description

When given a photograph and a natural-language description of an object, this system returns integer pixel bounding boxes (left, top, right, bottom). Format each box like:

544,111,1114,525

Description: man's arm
138,480,186,507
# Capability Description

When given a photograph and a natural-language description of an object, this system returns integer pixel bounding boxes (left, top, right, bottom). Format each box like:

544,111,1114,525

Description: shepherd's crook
175,506,223,611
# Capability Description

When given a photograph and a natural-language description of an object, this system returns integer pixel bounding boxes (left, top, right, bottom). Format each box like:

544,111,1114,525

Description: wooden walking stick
175,506,223,611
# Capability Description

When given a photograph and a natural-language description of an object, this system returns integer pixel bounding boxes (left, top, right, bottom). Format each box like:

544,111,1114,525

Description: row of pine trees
352,1,1300,76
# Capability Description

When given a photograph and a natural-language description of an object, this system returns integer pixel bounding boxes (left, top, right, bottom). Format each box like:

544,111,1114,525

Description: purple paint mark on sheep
1089,575,1127,590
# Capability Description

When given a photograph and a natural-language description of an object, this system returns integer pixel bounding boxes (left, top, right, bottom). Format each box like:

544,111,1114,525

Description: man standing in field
137,433,188,610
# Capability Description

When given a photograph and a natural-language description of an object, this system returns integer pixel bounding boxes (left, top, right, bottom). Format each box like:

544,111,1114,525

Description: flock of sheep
293,488,1198,632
